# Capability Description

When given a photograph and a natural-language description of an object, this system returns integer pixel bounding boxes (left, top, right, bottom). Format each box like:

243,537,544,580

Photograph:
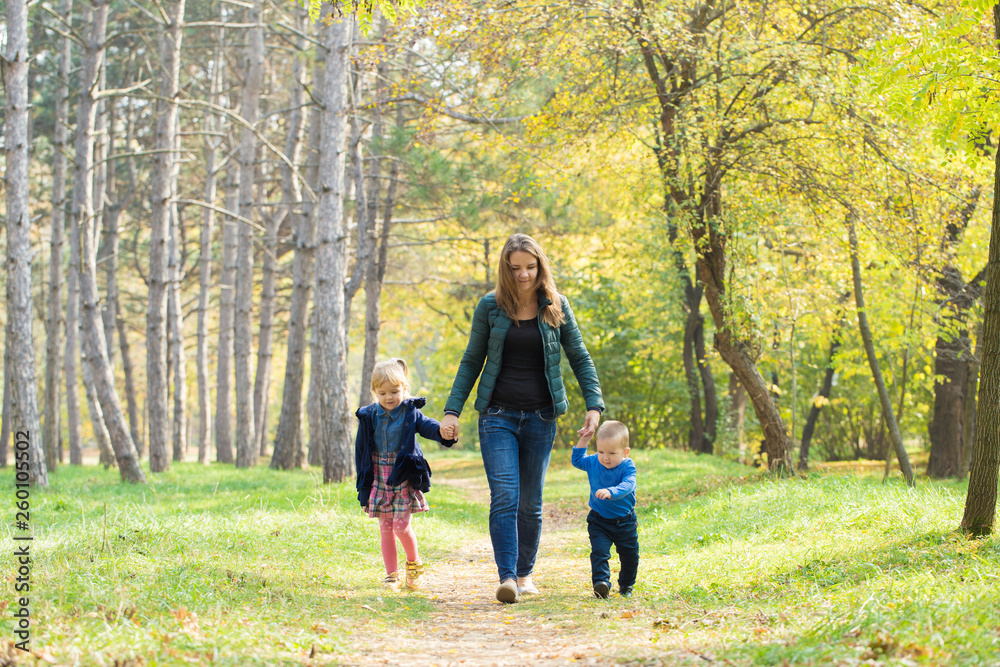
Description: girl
355,358,455,590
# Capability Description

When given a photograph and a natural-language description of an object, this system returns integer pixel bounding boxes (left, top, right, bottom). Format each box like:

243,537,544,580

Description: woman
440,233,604,603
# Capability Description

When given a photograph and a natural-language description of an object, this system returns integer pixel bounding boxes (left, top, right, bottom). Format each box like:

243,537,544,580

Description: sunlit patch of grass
1,463,478,665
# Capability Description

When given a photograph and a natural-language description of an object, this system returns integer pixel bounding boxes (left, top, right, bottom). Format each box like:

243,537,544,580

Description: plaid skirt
366,452,429,519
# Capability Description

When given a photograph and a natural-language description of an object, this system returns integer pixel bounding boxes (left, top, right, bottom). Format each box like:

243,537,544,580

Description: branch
380,93,529,125
94,78,152,100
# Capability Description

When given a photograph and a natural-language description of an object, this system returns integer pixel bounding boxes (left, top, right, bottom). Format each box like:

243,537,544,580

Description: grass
2,448,999,665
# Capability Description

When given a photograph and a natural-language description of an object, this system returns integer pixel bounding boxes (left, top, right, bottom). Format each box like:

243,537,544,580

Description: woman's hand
440,413,460,441
576,409,601,439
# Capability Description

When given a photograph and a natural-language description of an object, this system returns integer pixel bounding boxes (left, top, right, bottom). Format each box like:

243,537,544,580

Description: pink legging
379,513,420,574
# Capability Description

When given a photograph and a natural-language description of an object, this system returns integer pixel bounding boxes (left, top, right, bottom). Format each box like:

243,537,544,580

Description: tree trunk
215,170,239,464
961,46,1000,532
254,208,282,457
3,0,48,485
69,1,115,470
307,304,322,467
927,318,971,478
798,335,840,471
315,15,356,483
234,0,264,468
682,292,705,453
45,0,73,472
271,23,315,470
960,326,980,479
361,154,400,407
146,0,187,473
694,307,717,453
169,205,188,461
695,166,790,471
197,30,224,465
1,349,10,466
727,373,747,463
72,0,145,482
116,294,142,457
847,218,914,486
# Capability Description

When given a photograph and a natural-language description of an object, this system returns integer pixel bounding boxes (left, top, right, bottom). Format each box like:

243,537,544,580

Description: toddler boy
572,420,638,599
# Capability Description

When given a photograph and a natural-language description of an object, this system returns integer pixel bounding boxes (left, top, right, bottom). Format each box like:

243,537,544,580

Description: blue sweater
571,448,637,519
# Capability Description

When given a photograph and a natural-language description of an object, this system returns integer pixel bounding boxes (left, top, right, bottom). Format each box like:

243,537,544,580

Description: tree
3,0,48,485
147,0,187,473
44,0,74,472
314,14,356,483
72,0,146,482
234,0,264,469
848,218,915,486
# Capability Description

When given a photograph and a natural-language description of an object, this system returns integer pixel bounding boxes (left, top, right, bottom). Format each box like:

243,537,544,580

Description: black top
489,318,552,411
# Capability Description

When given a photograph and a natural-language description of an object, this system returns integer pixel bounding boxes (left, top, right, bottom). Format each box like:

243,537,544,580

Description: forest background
1,0,999,496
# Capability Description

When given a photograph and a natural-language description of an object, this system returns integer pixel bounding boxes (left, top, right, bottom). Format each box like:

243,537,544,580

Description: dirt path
338,475,678,667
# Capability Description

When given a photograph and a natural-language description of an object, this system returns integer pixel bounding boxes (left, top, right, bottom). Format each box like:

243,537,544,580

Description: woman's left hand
577,409,601,439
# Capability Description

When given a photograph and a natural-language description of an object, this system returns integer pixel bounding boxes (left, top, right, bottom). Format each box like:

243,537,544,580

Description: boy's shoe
517,577,539,596
594,581,610,599
383,572,401,590
496,578,520,604
619,587,633,598
405,560,425,590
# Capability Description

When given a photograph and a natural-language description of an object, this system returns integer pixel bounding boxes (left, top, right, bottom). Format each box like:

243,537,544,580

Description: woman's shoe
383,572,401,590
517,576,539,596
496,578,520,603
405,560,425,590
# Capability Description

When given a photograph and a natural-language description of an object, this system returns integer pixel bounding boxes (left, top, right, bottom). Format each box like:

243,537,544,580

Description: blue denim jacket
354,397,455,507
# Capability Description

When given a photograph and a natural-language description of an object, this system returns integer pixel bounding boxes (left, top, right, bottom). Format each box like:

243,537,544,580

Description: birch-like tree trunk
116,297,142,457
169,205,188,461
253,202,284,457
197,30,225,465
3,0,48,485
307,306,322,467
361,158,399,404
215,170,239,463
315,15,356,483
234,0,264,468
146,0,187,473
45,0,74,471
70,1,115,470
271,25,315,469
72,0,145,482
848,218,914,486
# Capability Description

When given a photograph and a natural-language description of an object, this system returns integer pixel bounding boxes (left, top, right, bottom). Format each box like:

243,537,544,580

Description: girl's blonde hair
370,358,410,400
495,233,566,328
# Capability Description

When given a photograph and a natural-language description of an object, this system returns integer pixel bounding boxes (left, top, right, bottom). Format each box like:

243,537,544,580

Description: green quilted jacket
444,292,604,417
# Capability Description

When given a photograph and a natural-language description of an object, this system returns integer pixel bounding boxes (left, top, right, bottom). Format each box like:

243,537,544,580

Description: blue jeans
478,405,558,583
587,510,639,592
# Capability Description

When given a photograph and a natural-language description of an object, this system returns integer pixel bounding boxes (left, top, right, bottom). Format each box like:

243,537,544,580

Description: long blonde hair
495,233,565,327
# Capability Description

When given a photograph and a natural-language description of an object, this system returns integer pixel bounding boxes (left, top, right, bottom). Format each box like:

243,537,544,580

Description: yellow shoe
382,572,401,590
405,560,425,590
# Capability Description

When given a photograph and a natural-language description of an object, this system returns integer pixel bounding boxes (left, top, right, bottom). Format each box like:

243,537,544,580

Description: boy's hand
595,489,611,500
575,433,594,449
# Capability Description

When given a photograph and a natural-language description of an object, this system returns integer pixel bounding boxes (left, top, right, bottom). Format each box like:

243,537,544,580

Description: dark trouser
587,510,639,592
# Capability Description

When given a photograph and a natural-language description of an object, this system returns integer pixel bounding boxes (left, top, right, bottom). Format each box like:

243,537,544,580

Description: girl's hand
440,414,460,441
576,409,601,439
595,489,611,500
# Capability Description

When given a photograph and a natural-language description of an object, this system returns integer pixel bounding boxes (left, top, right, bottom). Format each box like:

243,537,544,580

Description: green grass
2,449,1000,665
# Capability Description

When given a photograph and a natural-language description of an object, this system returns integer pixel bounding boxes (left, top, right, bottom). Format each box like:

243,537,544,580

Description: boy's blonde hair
370,358,410,399
596,420,629,451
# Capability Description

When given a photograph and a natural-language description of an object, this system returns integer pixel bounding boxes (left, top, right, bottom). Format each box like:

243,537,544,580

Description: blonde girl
354,358,455,589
